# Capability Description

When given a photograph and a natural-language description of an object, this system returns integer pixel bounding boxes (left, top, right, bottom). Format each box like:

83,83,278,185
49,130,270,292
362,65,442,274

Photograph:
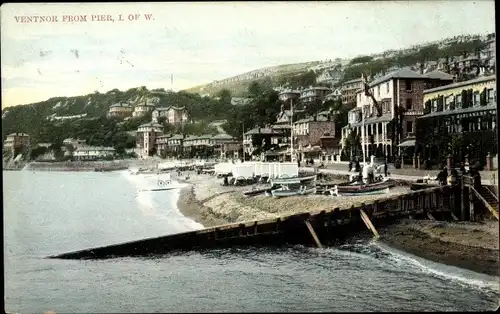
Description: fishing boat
329,178,393,196
271,175,317,186
243,186,275,197
271,185,317,198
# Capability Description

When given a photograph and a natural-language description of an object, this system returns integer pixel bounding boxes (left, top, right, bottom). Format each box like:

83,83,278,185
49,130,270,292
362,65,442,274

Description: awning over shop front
398,139,416,147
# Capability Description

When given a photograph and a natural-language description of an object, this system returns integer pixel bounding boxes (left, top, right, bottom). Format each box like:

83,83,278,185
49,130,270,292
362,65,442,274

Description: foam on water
372,241,500,293
122,171,204,233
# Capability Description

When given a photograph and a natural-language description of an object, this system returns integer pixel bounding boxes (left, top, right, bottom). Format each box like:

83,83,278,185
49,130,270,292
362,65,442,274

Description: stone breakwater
175,172,499,276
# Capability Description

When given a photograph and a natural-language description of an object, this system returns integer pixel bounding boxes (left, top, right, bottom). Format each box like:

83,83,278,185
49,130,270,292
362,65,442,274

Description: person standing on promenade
384,158,388,177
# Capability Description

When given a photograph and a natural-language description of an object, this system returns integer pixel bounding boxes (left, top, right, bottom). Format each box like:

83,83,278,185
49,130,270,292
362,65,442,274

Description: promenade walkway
301,163,498,186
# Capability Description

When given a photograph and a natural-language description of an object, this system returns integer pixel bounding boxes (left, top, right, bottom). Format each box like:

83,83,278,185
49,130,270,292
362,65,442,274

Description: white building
132,102,155,118
316,69,342,86
152,106,188,124
73,146,115,160
278,90,301,103
324,88,342,102
136,122,164,158
62,138,86,148
299,87,332,105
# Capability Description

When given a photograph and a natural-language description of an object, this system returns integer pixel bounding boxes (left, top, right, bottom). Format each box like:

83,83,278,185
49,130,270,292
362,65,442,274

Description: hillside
1,87,232,147
183,61,323,96
182,33,493,97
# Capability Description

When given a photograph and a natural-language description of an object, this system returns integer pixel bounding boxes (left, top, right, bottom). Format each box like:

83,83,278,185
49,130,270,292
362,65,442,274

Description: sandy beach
176,171,499,276
176,172,411,226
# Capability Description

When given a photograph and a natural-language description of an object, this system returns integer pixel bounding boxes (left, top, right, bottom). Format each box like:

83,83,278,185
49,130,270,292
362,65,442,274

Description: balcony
404,110,423,116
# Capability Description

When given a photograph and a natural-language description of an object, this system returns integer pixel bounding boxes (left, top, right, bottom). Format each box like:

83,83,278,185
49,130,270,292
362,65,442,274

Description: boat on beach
329,177,393,196
271,185,317,197
270,175,317,186
243,186,275,197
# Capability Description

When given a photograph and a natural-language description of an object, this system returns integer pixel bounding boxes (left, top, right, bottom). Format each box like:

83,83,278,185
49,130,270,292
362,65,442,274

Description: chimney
420,62,424,74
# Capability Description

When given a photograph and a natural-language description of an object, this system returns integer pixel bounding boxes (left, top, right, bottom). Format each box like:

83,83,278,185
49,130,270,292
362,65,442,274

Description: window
406,98,413,110
474,92,480,106
386,82,390,93
377,86,380,96
406,121,413,134
456,95,462,109
405,80,412,91
432,100,438,112
487,88,495,103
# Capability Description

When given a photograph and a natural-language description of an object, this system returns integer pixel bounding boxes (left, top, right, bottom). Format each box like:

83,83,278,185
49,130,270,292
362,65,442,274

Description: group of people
435,161,482,187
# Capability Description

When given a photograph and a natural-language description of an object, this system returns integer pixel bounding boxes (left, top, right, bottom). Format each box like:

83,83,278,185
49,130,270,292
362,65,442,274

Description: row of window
430,88,495,112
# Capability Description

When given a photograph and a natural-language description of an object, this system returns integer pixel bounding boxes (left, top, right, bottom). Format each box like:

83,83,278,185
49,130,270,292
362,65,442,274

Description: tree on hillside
248,81,262,98
217,89,232,104
349,55,374,64
304,98,324,121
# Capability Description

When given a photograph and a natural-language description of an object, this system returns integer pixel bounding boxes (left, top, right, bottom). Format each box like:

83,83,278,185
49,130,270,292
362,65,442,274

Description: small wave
374,242,500,292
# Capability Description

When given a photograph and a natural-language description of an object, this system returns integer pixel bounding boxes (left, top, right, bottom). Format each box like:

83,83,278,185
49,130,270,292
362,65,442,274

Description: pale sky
1,1,495,108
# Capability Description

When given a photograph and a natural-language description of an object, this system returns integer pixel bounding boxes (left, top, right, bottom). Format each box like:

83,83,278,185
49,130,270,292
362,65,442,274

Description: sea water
3,170,499,313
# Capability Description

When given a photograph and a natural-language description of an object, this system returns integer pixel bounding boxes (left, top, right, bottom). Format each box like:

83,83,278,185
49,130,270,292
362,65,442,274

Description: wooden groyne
50,184,492,260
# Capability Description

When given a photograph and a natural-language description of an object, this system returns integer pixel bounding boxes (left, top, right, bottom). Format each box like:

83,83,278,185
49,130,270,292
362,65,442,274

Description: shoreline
175,172,499,276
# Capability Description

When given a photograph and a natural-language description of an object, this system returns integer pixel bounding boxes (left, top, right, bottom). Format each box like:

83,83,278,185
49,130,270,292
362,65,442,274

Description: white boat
271,175,317,186
140,178,183,192
271,185,317,198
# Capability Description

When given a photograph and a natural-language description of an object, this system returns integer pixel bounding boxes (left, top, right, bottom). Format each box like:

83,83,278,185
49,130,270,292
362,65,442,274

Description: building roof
424,75,496,94
418,103,496,119
154,106,186,111
75,146,115,151
278,90,301,95
135,102,155,107
369,68,426,87
169,134,184,140
294,115,330,124
342,78,363,84
245,127,281,135
109,103,131,108
6,132,30,137
349,113,392,127
301,86,332,92
138,122,163,128
211,133,234,140
424,70,454,81
196,134,213,140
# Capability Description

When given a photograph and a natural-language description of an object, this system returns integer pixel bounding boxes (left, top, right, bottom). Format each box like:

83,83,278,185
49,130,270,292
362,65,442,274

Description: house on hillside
341,78,363,106
244,127,284,160
132,101,155,118
299,87,332,106
324,88,342,102
3,132,30,157
293,114,336,161
152,106,188,124
73,146,115,161
108,103,133,119
316,69,342,86
136,122,164,158
231,97,252,106
211,133,241,159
